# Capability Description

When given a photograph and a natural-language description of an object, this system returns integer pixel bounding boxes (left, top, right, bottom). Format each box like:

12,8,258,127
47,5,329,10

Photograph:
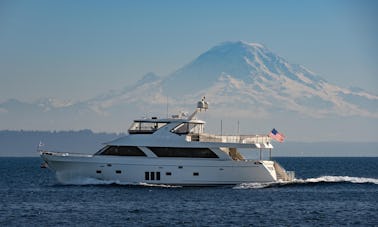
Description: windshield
128,121,167,134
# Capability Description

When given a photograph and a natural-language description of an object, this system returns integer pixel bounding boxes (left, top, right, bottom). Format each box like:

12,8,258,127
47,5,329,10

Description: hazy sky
1,0,377,103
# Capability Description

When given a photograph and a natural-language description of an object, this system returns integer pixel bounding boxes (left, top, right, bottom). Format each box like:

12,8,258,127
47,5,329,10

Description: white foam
234,181,283,189
56,172,123,185
295,176,378,185
137,182,182,188
57,176,123,185
234,176,378,189
63,179,181,188
55,173,181,188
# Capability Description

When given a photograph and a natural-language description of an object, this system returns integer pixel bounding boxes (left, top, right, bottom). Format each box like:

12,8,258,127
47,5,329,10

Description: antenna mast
166,96,169,118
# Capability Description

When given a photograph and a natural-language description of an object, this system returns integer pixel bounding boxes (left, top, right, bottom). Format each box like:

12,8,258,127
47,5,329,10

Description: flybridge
127,96,273,148
128,97,209,135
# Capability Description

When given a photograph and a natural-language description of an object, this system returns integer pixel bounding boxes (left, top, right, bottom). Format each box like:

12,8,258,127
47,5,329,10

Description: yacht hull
39,98,296,186
41,152,279,185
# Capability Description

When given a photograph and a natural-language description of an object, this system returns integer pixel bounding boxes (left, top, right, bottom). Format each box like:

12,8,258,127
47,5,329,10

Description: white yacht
40,98,295,186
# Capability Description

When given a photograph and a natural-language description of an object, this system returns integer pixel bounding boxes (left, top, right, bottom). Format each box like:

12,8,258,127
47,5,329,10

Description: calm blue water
0,157,377,226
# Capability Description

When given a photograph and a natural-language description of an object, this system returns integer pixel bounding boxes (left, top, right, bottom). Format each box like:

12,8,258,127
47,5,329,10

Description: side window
148,147,219,158
97,146,146,156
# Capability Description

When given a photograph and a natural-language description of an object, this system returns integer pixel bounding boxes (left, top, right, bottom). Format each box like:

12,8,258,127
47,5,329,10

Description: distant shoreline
0,130,377,157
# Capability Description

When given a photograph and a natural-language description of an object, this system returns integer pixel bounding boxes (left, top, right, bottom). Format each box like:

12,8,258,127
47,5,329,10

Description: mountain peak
219,40,265,49
163,40,323,95
162,41,269,94
244,41,265,49
206,40,267,57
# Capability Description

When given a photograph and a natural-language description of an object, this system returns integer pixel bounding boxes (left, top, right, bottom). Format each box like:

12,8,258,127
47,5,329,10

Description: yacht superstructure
40,98,294,185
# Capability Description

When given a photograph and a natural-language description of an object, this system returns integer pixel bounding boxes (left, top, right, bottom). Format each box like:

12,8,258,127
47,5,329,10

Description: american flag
269,128,285,142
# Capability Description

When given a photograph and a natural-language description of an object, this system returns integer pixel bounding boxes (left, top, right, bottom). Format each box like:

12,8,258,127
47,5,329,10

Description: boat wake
56,175,124,186
55,173,378,189
55,173,181,188
57,178,181,188
138,182,182,188
234,176,378,189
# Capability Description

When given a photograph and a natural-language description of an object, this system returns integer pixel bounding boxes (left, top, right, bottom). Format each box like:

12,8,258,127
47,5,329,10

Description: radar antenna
188,97,209,120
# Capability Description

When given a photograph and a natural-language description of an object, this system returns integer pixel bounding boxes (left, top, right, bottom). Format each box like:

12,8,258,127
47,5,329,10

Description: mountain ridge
0,41,377,141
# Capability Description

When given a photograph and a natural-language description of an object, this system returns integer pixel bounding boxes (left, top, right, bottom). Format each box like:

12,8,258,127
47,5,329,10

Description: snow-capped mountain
161,41,377,118
1,41,377,141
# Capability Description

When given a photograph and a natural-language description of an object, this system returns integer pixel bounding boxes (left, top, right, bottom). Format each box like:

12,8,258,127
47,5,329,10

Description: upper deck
121,97,273,149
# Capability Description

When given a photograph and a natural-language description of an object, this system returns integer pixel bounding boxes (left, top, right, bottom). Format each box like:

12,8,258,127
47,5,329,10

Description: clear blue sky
0,0,377,102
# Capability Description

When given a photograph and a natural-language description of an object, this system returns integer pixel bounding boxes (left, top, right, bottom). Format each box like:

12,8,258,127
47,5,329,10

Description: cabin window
96,170,102,174
193,172,199,176
148,147,218,158
97,146,146,156
166,172,172,176
116,170,122,174
145,172,149,180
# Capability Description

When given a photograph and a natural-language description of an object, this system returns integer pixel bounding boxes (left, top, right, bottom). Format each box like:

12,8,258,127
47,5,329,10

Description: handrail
187,133,271,144
40,150,93,157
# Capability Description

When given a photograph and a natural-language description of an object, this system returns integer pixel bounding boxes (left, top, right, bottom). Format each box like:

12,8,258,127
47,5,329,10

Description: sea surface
0,157,377,226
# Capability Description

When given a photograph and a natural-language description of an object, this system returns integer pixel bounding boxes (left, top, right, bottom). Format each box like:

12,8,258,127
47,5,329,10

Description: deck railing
187,133,270,144
40,150,93,157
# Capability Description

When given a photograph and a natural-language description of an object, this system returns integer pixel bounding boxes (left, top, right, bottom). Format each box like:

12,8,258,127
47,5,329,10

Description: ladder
274,162,295,181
